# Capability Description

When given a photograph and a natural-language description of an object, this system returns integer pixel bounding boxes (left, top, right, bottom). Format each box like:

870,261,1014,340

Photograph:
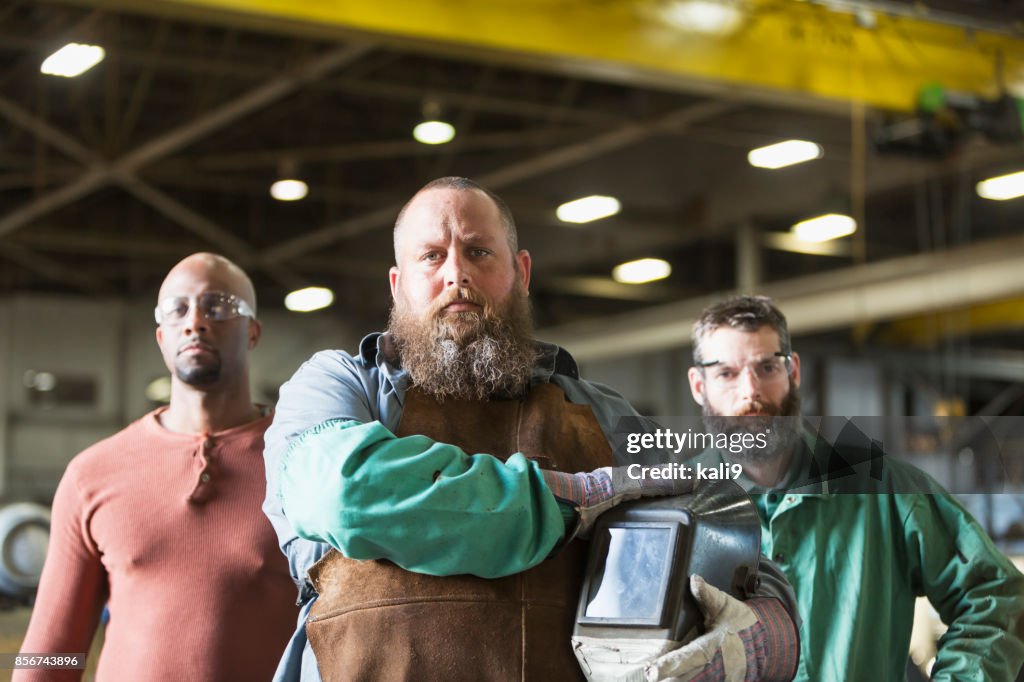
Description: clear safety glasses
154,291,254,326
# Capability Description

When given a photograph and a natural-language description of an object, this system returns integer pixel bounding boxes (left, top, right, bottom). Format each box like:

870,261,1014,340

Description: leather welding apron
305,382,613,682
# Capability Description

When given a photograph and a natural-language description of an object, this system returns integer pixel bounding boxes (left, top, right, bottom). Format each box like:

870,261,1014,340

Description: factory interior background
1,0,1023,678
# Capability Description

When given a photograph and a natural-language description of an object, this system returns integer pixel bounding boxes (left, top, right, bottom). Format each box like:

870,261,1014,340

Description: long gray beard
701,386,802,464
388,286,537,402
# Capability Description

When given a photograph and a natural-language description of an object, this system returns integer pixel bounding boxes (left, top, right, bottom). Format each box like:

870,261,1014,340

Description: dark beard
175,358,221,386
388,281,537,402
701,385,802,464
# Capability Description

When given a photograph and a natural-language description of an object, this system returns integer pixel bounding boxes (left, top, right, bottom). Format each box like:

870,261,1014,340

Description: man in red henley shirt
17,253,296,681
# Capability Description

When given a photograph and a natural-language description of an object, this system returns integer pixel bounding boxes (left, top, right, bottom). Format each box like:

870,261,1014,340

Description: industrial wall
0,294,363,505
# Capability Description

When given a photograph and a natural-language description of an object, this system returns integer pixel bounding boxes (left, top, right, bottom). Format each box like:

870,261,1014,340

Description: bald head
155,252,261,393
159,252,257,316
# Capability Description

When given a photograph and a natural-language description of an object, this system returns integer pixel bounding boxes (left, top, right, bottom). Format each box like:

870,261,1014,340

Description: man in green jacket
686,294,1024,681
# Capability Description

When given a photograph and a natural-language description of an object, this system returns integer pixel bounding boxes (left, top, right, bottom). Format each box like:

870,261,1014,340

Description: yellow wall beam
146,0,1023,112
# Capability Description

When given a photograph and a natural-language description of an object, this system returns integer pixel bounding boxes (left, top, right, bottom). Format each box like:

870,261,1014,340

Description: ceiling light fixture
976,170,1024,201
612,258,672,284
761,231,852,257
270,179,308,201
656,0,744,35
41,43,105,78
413,120,456,145
285,286,334,312
556,195,622,224
413,99,456,145
270,158,308,201
791,213,857,242
748,139,823,169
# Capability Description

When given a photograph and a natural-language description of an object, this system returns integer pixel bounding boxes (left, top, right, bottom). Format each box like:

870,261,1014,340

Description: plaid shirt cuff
541,469,612,507
747,596,800,681
688,597,799,682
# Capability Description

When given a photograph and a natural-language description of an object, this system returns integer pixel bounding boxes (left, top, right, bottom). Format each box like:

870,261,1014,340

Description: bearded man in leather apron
262,177,800,682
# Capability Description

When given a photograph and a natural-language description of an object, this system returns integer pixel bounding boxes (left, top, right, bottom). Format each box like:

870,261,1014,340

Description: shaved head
155,252,261,390
159,252,257,317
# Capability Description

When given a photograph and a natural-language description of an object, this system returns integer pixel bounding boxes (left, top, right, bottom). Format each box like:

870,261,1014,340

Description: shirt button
773,553,785,563
204,438,214,449
199,472,212,484
768,493,780,504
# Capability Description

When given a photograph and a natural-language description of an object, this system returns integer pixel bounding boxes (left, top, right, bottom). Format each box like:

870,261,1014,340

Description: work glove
642,575,776,682
541,464,696,539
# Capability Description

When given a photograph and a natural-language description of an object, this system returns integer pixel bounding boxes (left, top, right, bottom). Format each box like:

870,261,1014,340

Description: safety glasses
154,291,254,326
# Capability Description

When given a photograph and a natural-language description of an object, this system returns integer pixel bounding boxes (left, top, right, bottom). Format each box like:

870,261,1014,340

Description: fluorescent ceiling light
612,258,672,284
556,195,621,224
270,179,308,201
145,377,171,403
976,171,1024,201
761,231,852,257
413,120,456,145
285,286,334,312
791,213,856,242
40,43,105,78
657,0,743,35
748,139,823,169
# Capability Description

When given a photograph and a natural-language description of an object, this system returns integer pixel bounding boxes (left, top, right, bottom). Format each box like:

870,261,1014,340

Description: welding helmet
572,479,761,681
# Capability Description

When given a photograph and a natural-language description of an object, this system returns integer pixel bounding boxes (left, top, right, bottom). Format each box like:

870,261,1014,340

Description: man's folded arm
262,350,384,586
279,418,567,579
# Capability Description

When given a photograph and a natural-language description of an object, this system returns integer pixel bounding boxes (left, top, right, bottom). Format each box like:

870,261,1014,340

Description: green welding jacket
692,431,1024,682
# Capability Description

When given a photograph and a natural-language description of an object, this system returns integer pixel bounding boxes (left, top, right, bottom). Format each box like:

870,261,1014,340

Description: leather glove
541,464,696,539
643,575,768,682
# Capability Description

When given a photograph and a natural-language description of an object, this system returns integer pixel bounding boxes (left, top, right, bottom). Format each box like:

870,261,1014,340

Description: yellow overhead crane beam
143,0,1022,112
878,296,1024,347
